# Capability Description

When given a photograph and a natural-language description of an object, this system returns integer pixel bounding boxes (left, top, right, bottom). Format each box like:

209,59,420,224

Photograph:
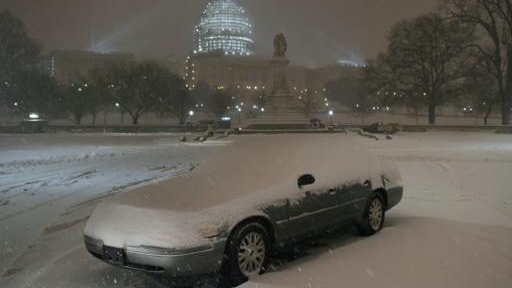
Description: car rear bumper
84,235,226,277
386,186,403,210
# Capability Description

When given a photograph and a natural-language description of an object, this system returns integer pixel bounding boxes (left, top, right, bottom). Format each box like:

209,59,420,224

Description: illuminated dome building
194,0,255,56
185,0,360,101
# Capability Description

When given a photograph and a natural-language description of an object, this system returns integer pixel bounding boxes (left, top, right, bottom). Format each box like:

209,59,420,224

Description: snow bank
241,217,512,288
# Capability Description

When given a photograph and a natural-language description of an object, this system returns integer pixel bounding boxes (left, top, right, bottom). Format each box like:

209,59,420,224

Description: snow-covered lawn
243,132,512,288
0,132,511,288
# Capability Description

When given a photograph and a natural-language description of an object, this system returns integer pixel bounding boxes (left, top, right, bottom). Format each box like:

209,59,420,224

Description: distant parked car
84,134,403,286
198,119,215,126
21,113,48,133
310,118,325,129
364,122,400,134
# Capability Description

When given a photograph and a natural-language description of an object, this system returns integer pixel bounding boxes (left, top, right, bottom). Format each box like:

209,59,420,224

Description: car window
298,174,316,188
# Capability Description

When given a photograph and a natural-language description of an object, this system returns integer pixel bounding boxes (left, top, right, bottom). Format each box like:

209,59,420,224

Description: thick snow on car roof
108,134,375,211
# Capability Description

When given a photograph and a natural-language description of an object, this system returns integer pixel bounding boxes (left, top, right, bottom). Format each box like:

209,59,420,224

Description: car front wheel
221,222,271,287
356,193,385,236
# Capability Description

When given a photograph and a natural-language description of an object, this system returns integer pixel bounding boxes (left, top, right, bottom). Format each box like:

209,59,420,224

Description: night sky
1,0,438,67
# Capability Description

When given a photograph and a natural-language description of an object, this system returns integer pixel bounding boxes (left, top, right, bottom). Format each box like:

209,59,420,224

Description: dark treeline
325,0,512,125
0,9,231,126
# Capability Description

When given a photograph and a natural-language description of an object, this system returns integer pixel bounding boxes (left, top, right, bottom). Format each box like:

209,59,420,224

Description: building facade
45,50,135,85
185,53,361,96
186,0,362,99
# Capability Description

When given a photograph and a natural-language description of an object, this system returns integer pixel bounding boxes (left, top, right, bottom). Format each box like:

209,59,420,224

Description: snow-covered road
0,133,224,286
0,132,511,288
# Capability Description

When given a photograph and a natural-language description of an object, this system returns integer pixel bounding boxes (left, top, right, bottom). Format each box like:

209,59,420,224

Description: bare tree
0,9,42,110
207,89,234,118
444,0,512,124
370,12,474,124
326,75,375,124
297,90,323,118
325,76,360,107
110,61,180,125
154,72,192,125
8,70,64,119
88,67,115,126
461,58,499,125
64,81,92,125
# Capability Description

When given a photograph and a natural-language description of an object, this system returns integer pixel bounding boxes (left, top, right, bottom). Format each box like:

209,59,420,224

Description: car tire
356,193,386,236
220,222,271,287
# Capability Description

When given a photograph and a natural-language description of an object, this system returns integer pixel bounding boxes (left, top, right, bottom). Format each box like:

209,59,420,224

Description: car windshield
1,1,511,288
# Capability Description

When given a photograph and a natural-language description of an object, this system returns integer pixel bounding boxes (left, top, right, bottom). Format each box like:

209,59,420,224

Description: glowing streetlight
237,107,242,125
29,113,40,120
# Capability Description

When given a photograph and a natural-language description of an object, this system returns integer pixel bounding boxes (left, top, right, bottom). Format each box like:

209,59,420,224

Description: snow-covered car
84,134,403,286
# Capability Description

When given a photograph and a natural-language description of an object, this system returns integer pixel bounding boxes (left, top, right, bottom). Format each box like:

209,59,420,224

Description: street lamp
237,107,242,125
188,110,195,125
328,110,334,126
115,103,124,125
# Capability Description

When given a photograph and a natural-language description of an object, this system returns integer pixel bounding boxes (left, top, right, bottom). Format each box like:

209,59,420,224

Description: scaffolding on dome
194,0,255,57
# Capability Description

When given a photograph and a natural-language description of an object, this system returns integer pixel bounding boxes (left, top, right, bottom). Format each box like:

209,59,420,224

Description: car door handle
328,188,337,195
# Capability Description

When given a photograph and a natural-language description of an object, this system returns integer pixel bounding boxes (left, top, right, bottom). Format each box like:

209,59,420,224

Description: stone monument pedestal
249,54,310,130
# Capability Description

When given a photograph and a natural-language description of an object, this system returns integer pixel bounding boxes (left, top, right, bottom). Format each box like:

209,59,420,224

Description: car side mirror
298,174,315,188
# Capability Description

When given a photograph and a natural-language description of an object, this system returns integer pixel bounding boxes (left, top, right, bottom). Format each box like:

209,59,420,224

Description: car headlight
199,226,221,239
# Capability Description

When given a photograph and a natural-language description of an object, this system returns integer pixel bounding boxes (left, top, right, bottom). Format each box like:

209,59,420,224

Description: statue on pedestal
271,33,290,98
250,33,310,128
273,33,287,58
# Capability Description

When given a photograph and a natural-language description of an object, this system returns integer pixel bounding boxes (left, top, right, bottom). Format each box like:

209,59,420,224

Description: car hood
84,201,212,249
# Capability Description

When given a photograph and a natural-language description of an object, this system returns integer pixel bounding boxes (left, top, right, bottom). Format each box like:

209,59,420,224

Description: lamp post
188,110,195,123
115,103,124,125
328,110,334,127
237,107,242,126
184,110,195,131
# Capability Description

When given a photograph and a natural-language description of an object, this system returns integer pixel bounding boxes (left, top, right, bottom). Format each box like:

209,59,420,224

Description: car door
283,174,342,238
336,180,373,219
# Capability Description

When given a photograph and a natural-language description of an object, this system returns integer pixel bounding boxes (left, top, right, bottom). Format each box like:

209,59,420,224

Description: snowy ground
243,132,512,288
0,132,511,288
